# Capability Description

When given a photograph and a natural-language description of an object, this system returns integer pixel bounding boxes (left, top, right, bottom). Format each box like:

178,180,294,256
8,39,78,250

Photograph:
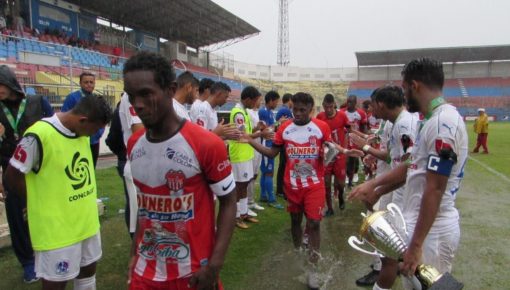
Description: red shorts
324,155,346,181
286,186,325,221
129,273,224,290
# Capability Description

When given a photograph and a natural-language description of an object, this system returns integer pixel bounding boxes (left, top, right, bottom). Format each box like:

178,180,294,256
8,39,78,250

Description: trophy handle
387,203,407,234
348,236,383,257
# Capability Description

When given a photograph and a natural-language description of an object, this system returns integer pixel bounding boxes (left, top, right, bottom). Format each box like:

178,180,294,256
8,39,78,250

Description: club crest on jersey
308,136,318,146
234,112,245,130
165,170,185,192
55,260,69,275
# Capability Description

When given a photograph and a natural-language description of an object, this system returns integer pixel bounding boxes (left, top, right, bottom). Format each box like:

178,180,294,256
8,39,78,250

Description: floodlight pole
277,0,289,66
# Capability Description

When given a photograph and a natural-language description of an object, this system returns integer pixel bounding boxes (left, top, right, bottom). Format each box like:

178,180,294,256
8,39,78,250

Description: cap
477,108,485,112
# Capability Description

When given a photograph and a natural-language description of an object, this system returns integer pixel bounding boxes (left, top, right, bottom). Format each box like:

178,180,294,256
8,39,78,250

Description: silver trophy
348,203,463,290
324,141,340,166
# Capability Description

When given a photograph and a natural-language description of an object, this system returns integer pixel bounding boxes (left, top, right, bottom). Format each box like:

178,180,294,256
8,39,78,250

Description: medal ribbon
0,98,26,136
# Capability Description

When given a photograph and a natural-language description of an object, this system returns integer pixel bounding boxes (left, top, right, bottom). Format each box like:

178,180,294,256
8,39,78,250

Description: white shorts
35,232,102,282
232,160,254,182
402,225,460,290
252,152,262,178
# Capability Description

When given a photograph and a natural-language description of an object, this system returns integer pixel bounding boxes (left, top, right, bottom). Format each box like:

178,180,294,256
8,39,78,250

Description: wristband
362,144,371,152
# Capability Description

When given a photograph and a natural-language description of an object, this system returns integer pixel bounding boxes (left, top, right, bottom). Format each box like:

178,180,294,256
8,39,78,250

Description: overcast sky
211,0,510,68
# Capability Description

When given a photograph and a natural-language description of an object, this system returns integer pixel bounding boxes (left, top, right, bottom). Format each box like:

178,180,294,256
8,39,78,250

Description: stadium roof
356,45,510,66
67,0,260,49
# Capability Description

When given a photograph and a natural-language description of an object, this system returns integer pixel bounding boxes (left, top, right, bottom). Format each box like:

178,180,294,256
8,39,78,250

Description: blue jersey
275,105,293,122
258,107,275,127
259,106,275,147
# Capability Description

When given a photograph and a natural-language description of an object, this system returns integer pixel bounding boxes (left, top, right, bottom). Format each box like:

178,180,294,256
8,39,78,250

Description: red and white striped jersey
127,121,235,282
273,119,331,191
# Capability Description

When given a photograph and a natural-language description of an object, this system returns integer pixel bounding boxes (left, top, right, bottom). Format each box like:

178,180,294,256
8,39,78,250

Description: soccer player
341,95,368,186
243,92,362,289
257,91,284,209
316,93,349,214
349,58,467,290
351,86,419,289
473,108,489,154
123,52,237,289
191,81,239,140
246,97,265,216
363,99,380,132
118,92,144,237
275,93,293,199
173,71,199,121
189,78,214,121
61,72,104,167
362,99,380,180
229,86,272,229
6,96,112,290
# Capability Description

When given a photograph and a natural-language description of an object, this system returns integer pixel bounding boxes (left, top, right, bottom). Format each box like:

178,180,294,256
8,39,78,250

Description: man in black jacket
0,65,53,283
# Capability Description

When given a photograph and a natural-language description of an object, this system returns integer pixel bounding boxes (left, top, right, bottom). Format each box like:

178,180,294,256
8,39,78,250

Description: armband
427,155,454,176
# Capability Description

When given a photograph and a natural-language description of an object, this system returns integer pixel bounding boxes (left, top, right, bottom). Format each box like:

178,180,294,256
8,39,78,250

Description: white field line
468,156,510,184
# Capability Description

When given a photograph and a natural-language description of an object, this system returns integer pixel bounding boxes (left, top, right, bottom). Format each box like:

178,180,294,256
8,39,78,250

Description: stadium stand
347,78,510,120
0,34,245,112
349,47,510,120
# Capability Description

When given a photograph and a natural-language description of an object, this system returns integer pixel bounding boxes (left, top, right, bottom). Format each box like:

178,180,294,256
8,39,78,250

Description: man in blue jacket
61,72,104,166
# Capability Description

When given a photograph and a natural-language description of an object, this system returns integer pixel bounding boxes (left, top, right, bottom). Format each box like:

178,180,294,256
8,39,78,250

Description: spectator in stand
61,72,104,167
111,46,121,65
0,15,6,31
0,65,53,283
275,93,293,199
473,108,489,154
14,14,24,36
68,34,78,46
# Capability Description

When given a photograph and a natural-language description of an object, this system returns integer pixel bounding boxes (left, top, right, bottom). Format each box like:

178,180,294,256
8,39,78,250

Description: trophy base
428,272,464,290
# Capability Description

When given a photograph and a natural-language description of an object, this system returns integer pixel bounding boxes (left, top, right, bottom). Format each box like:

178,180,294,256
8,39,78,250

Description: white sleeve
9,136,40,173
120,96,141,128
398,122,417,157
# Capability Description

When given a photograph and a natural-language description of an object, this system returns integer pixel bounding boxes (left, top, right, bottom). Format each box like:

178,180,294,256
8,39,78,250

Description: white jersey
191,100,218,131
389,110,419,207
189,99,203,123
119,93,142,146
118,93,142,232
247,109,262,163
173,99,191,121
375,120,392,176
403,104,467,232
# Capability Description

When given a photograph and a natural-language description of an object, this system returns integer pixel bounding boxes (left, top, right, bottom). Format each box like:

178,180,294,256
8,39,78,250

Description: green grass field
1,121,509,289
